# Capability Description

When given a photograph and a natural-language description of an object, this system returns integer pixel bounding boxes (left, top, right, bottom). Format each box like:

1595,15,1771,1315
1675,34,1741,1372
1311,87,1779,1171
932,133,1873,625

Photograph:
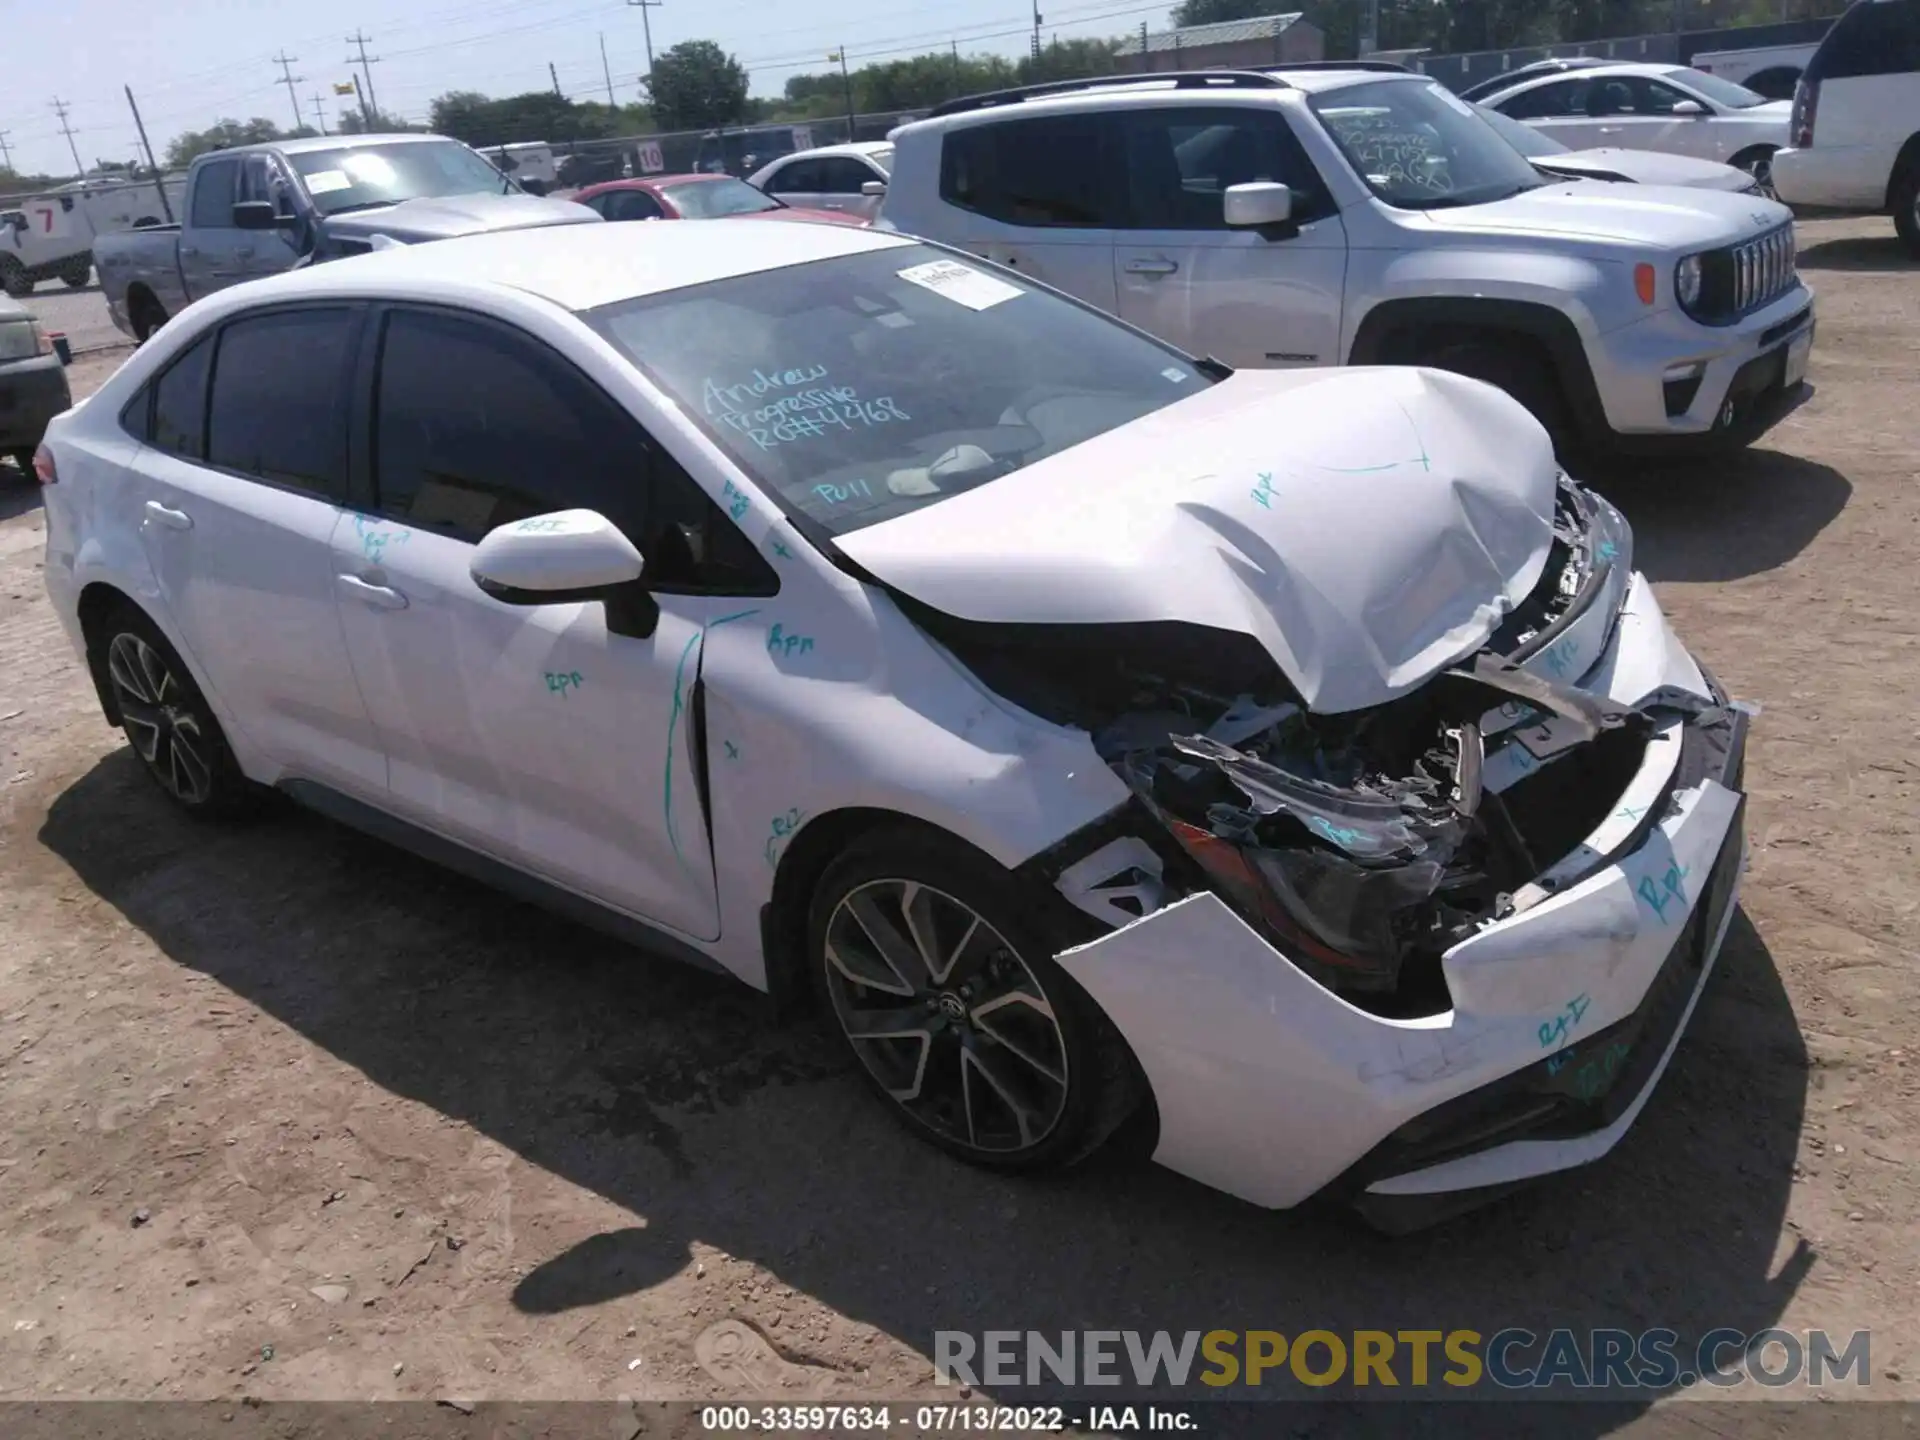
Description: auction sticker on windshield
305,171,351,195
897,259,1023,311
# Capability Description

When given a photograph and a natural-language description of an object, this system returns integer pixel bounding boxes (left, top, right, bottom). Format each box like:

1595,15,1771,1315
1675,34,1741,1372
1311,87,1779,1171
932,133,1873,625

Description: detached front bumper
1587,284,1814,454
1055,576,1748,1219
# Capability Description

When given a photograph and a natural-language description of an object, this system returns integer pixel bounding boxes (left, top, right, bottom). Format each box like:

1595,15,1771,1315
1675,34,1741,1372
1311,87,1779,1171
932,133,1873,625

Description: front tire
59,256,92,289
96,605,255,818
1422,337,1570,451
1892,161,1920,259
0,257,31,298
1733,145,1778,200
809,827,1142,1173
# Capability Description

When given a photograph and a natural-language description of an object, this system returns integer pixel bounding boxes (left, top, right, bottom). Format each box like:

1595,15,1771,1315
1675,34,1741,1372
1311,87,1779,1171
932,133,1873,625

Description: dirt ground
0,217,1914,1432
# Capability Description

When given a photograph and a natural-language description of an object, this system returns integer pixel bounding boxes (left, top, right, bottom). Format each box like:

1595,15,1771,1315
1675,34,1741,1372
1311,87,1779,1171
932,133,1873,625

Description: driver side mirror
1224,182,1297,238
470,509,659,636
1670,99,1708,117
232,200,300,231
861,180,887,197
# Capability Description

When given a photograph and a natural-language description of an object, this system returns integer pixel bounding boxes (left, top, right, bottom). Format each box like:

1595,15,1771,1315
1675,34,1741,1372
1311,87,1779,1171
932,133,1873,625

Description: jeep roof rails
926,69,1291,120
1268,59,1412,73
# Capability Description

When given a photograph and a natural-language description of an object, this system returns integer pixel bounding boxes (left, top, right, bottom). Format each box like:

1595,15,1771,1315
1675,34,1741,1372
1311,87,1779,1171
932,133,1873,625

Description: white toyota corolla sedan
36,221,1750,1229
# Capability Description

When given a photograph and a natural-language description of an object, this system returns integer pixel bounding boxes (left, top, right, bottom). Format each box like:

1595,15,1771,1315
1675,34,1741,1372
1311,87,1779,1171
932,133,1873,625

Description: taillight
31,445,56,485
1790,78,1818,148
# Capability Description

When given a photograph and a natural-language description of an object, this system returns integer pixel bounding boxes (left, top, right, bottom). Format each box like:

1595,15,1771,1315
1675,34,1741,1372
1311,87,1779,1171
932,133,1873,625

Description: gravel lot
0,217,1914,1432
14,274,123,356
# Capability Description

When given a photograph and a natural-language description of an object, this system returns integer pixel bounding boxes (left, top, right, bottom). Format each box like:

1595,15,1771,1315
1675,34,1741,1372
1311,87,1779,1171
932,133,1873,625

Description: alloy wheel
1745,154,1776,199
822,879,1070,1154
106,631,213,805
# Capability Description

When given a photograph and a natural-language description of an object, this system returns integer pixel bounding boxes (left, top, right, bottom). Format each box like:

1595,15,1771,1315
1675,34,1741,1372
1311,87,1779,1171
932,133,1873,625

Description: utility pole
1360,0,1379,54
309,92,329,134
950,39,961,94
550,61,563,97
272,51,305,132
50,98,85,178
1031,2,1042,65
627,0,662,77
828,48,855,136
600,33,617,105
0,131,13,175
346,31,381,128
124,87,175,223
1138,19,1148,74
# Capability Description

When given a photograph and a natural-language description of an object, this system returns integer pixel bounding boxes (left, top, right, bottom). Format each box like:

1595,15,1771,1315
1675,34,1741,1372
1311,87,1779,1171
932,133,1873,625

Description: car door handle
336,574,409,610
1125,258,1179,276
142,500,193,531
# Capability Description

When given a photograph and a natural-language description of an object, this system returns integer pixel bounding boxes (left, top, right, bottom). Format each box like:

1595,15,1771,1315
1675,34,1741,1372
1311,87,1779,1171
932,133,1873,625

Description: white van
1690,41,1818,101
1773,0,1920,253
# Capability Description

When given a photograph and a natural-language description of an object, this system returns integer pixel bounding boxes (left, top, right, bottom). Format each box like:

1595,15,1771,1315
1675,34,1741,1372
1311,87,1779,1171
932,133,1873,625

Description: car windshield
1473,102,1569,157
587,243,1208,537
868,146,894,175
1312,80,1548,209
1667,68,1769,108
661,178,782,218
288,140,512,215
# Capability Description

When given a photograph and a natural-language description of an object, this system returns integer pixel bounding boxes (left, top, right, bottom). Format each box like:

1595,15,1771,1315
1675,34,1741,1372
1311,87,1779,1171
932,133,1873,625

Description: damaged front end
1027,476,1690,1017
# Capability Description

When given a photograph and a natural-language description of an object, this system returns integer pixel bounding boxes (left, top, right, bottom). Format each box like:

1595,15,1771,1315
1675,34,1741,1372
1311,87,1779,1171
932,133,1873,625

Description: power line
50,98,85,177
346,31,382,126
272,51,306,132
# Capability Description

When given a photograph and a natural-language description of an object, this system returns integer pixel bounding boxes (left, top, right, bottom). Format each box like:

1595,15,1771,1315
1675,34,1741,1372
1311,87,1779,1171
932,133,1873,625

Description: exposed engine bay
912,476,1720,1017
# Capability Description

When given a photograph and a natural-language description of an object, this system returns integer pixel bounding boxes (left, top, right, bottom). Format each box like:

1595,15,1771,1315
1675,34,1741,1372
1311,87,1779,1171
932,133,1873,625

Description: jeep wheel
58,256,93,289
0,256,31,298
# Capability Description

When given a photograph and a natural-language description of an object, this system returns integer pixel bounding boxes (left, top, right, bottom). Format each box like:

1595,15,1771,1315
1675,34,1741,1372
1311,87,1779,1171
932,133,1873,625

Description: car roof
208,132,449,160
1493,61,1690,93
578,174,715,194
899,67,1418,130
782,141,893,158
1264,67,1427,93
239,214,912,312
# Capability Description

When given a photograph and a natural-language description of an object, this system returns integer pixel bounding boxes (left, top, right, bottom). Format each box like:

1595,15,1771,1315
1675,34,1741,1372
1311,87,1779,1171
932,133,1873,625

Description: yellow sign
334,81,357,95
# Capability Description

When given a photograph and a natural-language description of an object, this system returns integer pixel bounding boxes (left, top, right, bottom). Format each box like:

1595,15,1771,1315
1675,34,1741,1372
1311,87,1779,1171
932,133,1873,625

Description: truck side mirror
232,201,301,231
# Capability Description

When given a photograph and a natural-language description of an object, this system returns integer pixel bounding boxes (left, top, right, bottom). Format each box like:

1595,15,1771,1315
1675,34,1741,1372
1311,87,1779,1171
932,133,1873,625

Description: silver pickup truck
95,132,600,342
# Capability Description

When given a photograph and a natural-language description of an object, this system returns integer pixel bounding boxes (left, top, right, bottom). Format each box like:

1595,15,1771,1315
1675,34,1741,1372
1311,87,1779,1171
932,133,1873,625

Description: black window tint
620,189,667,221
773,159,824,192
190,160,240,227
149,333,215,459
206,309,355,495
1498,79,1587,119
940,115,1121,227
1623,78,1692,114
1122,109,1328,229
1813,0,1920,78
816,157,876,192
373,308,770,591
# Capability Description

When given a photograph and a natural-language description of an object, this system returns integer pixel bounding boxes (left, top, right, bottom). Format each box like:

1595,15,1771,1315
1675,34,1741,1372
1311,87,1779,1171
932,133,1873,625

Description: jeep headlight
1675,254,1704,314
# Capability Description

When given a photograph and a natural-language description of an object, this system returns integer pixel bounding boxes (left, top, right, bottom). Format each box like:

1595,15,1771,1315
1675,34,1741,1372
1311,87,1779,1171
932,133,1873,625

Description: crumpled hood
1542,148,1756,192
1422,181,1791,249
319,191,601,242
839,367,1560,715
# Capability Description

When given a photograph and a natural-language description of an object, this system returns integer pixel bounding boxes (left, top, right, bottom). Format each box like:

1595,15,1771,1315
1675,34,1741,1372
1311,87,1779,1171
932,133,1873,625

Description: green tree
429,90,630,147
644,40,749,130
163,117,283,168
338,106,414,134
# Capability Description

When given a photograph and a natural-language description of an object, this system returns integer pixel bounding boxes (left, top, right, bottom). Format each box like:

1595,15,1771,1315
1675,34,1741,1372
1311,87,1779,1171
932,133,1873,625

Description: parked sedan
0,294,69,476
571,174,865,226
34,222,1750,1229
1484,62,1791,194
1476,103,1766,193
748,142,894,222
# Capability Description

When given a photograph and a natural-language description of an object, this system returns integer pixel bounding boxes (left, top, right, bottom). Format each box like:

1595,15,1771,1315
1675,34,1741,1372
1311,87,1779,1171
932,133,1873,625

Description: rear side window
1810,0,1920,79
189,160,240,228
206,308,357,497
134,333,215,458
940,115,1123,227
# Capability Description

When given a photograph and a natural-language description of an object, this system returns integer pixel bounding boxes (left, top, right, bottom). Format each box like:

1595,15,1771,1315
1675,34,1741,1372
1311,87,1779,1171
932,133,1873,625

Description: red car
569,174,868,227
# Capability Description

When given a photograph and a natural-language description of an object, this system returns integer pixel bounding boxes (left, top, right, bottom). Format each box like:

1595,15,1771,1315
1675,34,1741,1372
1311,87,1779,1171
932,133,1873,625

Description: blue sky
4,0,1180,176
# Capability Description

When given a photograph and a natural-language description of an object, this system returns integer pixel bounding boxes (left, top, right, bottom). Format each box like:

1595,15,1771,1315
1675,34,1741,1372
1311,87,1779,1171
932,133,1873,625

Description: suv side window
189,159,240,228
1498,78,1589,119
940,115,1123,227
771,158,823,192
1814,0,1920,79
372,307,772,592
122,332,216,456
206,308,357,497
1120,108,1331,229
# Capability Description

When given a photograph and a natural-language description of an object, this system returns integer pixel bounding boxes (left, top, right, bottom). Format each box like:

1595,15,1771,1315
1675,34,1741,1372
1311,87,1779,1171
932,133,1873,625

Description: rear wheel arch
77,582,144,725
1882,132,1920,213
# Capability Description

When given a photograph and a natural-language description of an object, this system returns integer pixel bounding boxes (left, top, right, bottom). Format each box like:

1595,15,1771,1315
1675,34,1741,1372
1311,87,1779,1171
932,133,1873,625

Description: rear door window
939,115,1124,227
205,307,358,497
1496,78,1591,119
1812,0,1920,79
139,333,216,457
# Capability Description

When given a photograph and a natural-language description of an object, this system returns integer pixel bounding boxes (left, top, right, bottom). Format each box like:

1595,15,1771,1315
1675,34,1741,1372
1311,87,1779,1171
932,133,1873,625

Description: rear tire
1892,161,1920,259
808,826,1143,1174
0,256,31,298
1422,337,1570,451
58,256,92,289
129,291,168,344
92,603,258,819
